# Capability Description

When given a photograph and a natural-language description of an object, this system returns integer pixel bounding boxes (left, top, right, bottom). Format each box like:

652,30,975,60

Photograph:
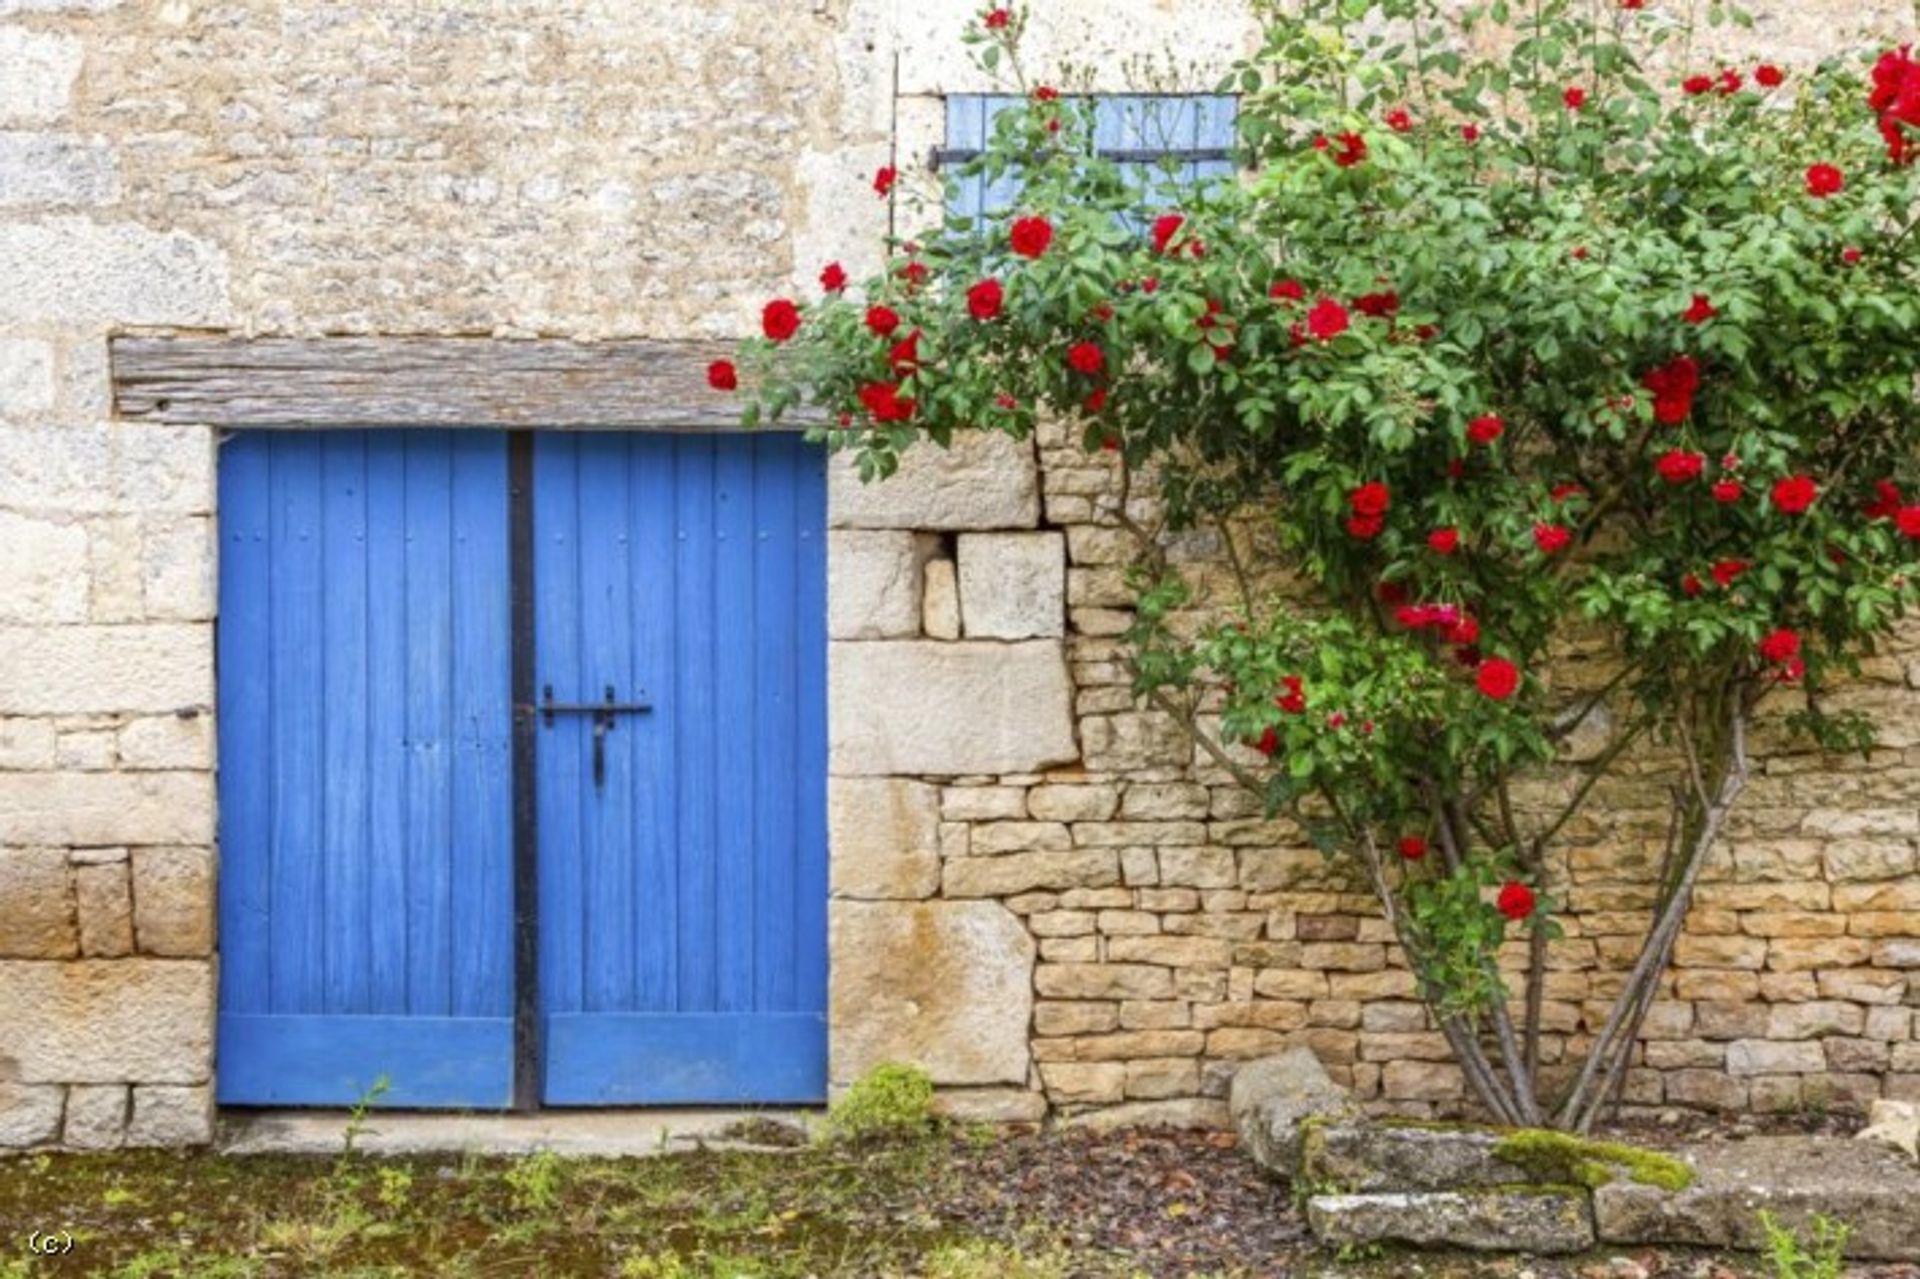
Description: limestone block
126,1084,213,1147
829,641,1077,775
828,777,940,900
62,1083,126,1149
142,517,215,620
74,861,133,957
958,531,1065,640
0,220,231,327
0,959,212,1083
0,771,212,845
1309,1189,1596,1254
930,1087,1048,1124
117,714,213,771
0,624,211,714
1041,1061,1127,1104
830,900,1033,1086
942,850,1118,897
922,559,960,639
0,336,54,416
1063,1098,1228,1130
828,530,932,639
55,729,115,770
0,848,75,958
1594,1137,1920,1260
0,132,119,206
0,717,56,769
0,512,87,623
1230,1046,1358,1177
1027,783,1120,821
131,847,213,956
1726,1039,1826,1076
0,1082,63,1147
0,28,82,122
828,431,1038,530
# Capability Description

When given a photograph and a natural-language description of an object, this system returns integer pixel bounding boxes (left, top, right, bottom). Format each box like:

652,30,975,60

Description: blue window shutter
944,92,1238,219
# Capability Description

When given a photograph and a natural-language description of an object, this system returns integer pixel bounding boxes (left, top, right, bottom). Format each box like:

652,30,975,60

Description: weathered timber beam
110,335,813,431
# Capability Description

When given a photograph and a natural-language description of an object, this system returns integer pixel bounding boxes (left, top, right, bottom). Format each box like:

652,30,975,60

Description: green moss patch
1491,1129,1694,1192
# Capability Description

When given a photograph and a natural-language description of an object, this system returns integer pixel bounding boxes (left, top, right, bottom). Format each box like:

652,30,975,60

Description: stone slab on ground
1308,1188,1596,1253
1593,1136,1920,1261
1302,1122,1547,1192
1230,1047,1359,1177
219,1109,814,1157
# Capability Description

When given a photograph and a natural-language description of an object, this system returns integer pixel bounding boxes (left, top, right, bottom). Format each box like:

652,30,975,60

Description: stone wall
1,0,1916,1147
827,424,1919,1127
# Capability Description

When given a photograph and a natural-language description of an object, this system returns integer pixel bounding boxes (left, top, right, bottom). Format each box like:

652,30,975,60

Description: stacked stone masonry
2,0,1916,1146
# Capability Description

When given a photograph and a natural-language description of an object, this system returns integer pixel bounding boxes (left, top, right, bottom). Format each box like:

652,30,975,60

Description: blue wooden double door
216,430,828,1108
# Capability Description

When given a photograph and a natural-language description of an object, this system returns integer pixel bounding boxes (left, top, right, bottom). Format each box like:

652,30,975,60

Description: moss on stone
1490,1129,1694,1192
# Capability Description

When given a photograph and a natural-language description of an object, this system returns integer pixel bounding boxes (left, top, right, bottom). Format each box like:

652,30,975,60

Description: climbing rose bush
726,0,1920,1131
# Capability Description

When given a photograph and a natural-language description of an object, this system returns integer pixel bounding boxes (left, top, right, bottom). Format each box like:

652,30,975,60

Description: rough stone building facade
1,0,1915,1148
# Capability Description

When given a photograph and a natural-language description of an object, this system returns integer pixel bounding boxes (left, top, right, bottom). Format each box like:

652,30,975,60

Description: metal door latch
528,684,652,789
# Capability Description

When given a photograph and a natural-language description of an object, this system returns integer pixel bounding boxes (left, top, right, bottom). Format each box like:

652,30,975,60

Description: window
940,93,1239,219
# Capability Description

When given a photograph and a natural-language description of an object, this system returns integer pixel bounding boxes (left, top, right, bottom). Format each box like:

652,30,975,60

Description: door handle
523,685,653,791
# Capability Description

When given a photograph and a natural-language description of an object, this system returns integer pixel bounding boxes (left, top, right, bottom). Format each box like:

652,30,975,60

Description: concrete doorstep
218,1108,818,1158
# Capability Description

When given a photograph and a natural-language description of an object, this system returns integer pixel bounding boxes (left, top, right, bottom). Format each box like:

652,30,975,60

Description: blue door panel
217,431,514,1107
533,432,829,1105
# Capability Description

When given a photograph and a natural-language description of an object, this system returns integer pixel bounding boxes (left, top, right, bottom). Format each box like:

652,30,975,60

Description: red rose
1255,726,1279,756
761,299,801,342
1350,482,1391,518
1067,341,1104,374
1533,523,1571,554
873,165,898,197
1010,216,1054,258
1684,75,1715,96
1710,559,1748,588
864,304,900,337
1622,0,1644,8
1269,279,1305,303
1461,122,1481,142
1477,657,1520,700
1864,479,1903,520
1712,479,1744,503
1033,85,1059,102
1682,293,1717,324
1842,246,1863,264
858,381,915,423
1446,616,1479,647
1871,46,1920,164
819,262,848,293
1563,86,1588,110
1397,836,1428,860
898,260,929,290
1682,573,1703,597
1758,627,1802,664
1719,68,1744,94
1771,474,1817,514
1346,515,1383,540
1354,290,1400,318
1756,64,1785,88
1151,213,1184,254
1642,355,1701,424
706,360,737,392
1277,675,1307,714
1467,414,1504,445
1897,506,1920,539
1332,132,1368,167
967,278,1004,321
1307,297,1350,340
1084,387,1109,413
1428,527,1460,555
1805,164,1845,197
1551,482,1587,503
1385,107,1413,133
983,7,1010,28
1655,449,1705,484
1497,881,1536,921
888,329,920,376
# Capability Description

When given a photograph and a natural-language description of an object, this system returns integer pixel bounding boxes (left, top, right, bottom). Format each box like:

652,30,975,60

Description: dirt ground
0,1122,1914,1278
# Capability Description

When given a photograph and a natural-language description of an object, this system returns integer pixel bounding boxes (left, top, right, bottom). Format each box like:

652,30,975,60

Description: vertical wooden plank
981,94,1022,215
321,434,371,1015
751,435,799,1012
403,432,454,1015
576,433,637,1014
363,433,411,1015
268,433,325,1014
790,436,830,1014
1192,94,1239,184
945,95,987,220
629,434,679,1010
533,434,586,1018
216,435,273,1017
712,435,757,1012
674,435,719,1012
450,432,512,1018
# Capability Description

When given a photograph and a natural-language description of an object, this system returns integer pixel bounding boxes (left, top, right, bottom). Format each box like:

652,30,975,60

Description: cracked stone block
1309,1188,1596,1254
